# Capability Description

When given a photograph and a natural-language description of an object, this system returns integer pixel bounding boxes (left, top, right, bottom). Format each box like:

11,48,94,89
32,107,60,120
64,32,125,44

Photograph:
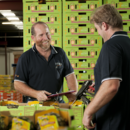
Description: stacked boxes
0,90,23,103
103,0,130,38
62,1,103,129
23,0,62,52
63,0,103,103
0,75,14,90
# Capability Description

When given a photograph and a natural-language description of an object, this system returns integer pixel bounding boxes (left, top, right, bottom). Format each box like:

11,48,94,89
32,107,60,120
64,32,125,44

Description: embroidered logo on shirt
15,75,19,77
55,62,62,69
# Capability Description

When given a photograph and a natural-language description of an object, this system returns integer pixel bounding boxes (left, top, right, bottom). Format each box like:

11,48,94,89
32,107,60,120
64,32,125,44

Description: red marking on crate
72,45,94,46
32,11,54,12
71,9,94,11
46,22,54,24
72,33,94,35
72,21,90,23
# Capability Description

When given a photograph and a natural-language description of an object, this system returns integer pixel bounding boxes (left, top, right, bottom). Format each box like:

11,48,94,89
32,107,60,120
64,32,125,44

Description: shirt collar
110,31,128,39
32,44,58,54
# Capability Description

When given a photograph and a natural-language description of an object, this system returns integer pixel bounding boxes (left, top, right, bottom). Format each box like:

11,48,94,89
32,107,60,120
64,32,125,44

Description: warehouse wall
0,47,23,75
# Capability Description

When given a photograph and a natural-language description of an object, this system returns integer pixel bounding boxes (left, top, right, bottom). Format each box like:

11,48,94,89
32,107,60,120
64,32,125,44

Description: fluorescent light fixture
6,17,19,21
1,12,15,16
0,10,11,12
2,21,23,25
15,25,23,27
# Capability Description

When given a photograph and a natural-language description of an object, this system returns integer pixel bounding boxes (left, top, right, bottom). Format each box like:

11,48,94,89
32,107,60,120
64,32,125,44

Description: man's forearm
14,81,38,98
84,79,120,115
66,73,78,93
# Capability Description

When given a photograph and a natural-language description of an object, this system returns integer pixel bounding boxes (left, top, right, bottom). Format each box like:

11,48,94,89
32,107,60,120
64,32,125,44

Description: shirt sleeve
62,50,74,77
101,42,122,83
14,53,29,83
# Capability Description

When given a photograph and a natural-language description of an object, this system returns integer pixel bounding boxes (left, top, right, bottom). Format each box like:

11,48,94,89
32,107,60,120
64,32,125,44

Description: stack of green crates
62,0,103,129
103,0,130,38
23,0,62,52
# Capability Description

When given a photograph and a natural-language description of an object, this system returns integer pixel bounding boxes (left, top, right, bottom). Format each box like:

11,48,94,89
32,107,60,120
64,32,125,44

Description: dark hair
90,4,123,29
31,21,49,35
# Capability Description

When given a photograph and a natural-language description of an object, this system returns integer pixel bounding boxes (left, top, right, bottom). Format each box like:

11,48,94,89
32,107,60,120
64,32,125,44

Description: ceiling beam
0,1,22,10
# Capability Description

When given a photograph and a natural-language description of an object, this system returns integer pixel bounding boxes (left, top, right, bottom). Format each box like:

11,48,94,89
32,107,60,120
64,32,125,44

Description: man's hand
36,90,51,101
65,92,76,102
83,113,96,129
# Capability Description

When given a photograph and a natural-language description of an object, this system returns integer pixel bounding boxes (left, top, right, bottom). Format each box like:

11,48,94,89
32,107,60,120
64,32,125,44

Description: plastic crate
63,35,102,48
104,0,130,10
63,12,91,24
69,58,98,70
24,24,62,36
24,36,62,49
24,13,61,25
64,47,100,59
74,69,94,81
63,0,102,13
118,10,130,21
63,24,98,35
23,1,61,13
123,22,130,33
0,75,13,79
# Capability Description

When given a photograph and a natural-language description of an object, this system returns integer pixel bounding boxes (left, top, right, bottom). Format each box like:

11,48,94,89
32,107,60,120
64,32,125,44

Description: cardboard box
1,109,76,130
0,101,36,116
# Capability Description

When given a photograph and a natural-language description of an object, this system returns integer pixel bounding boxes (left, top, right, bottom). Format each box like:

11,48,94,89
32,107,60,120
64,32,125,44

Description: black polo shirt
14,44,74,94
94,31,130,130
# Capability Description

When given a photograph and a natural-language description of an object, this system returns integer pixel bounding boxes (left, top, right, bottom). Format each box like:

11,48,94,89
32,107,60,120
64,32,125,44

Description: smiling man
83,4,130,130
14,21,78,103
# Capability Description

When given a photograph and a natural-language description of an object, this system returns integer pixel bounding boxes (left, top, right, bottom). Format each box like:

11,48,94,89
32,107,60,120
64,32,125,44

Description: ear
102,22,109,31
31,35,35,41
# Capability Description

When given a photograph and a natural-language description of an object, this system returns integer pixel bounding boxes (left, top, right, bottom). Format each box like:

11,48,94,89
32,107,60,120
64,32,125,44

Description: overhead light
15,25,23,27
2,21,23,25
6,17,19,21
1,12,15,16
0,10,11,12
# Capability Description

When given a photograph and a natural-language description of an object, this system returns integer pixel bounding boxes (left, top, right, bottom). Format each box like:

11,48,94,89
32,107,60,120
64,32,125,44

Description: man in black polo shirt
83,4,130,130
14,21,78,103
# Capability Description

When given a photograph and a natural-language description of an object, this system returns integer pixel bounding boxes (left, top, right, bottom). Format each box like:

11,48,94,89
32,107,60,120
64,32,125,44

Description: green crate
118,10,130,22
23,1,61,13
104,0,130,10
24,36,62,50
63,35,102,48
64,24,98,35
24,24,62,36
64,47,100,59
123,22,130,32
63,0,102,13
69,58,98,70
24,13,61,25
75,69,94,81
63,12,91,24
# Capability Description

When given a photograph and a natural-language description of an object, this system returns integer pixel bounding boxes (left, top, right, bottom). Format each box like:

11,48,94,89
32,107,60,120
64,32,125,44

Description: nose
43,34,48,40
